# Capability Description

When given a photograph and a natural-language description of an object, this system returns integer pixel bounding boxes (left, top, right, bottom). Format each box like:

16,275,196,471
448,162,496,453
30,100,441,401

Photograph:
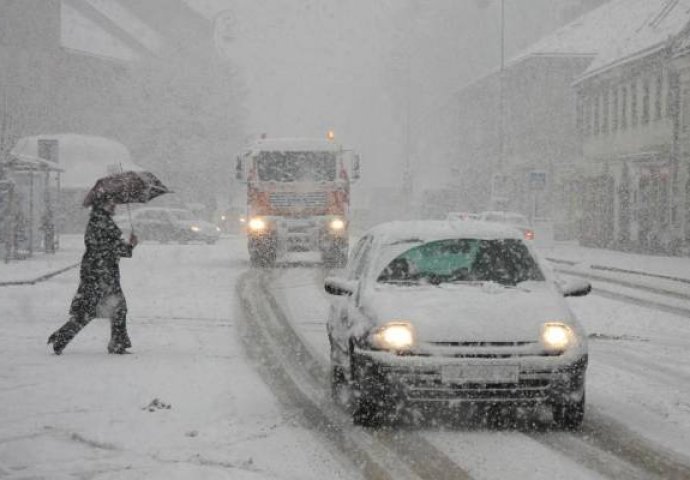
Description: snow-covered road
2,237,690,479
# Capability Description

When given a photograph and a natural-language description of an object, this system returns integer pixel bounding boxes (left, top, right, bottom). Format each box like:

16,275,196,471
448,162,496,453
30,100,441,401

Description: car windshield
169,210,195,221
377,238,544,286
256,151,337,182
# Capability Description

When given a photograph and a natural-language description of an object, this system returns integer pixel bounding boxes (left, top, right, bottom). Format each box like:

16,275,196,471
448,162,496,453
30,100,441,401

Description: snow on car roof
246,138,343,152
366,220,523,245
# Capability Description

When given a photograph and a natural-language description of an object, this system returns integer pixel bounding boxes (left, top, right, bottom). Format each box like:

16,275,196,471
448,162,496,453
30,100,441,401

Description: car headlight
540,322,573,354
190,225,201,232
329,218,346,231
248,217,266,232
370,321,415,351
215,226,221,232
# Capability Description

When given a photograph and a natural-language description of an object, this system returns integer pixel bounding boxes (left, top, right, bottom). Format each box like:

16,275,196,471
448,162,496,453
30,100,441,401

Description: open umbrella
83,171,170,207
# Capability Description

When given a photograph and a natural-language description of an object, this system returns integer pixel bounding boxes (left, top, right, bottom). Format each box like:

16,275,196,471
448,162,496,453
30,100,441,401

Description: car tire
351,356,397,428
323,241,348,269
249,240,276,268
552,391,585,430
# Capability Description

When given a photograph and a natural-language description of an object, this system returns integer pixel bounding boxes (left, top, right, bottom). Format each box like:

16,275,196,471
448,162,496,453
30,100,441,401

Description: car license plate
441,364,519,384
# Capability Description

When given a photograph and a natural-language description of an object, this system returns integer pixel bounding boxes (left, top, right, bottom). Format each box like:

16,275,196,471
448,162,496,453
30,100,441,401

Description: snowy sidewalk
0,235,83,286
538,242,690,283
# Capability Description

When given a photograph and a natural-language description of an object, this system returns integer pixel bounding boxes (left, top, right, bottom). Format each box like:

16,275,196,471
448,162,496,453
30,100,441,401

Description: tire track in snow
237,271,473,480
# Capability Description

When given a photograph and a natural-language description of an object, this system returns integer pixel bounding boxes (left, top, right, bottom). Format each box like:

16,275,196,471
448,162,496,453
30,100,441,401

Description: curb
0,263,80,287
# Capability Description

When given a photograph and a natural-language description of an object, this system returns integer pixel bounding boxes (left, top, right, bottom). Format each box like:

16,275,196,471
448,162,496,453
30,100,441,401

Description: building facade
572,6,690,253
672,28,690,250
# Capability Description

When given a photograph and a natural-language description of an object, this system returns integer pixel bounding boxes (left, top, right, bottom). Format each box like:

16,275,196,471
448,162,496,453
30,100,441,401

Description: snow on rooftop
507,0,643,66
12,134,143,189
366,220,523,245
457,0,658,94
580,0,690,78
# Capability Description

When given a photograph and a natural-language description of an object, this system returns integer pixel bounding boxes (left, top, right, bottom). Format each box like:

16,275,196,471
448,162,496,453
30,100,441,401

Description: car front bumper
352,348,587,406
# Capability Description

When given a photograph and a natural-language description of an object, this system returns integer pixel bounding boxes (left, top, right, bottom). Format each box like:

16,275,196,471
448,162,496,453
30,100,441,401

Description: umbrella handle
126,203,134,236
119,162,135,236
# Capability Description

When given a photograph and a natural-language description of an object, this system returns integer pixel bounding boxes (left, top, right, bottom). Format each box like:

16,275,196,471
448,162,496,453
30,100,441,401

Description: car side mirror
561,279,592,297
325,277,357,296
352,154,361,182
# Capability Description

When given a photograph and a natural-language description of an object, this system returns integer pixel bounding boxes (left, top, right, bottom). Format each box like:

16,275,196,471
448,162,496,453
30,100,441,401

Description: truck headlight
248,217,266,232
540,322,573,354
190,225,201,232
329,218,345,231
370,321,415,351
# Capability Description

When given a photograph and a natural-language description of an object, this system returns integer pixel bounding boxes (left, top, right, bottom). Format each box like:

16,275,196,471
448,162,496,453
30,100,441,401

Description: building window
667,71,677,119
642,78,650,124
612,86,619,131
631,80,638,127
621,85,628,130
602,89,609,133
655,72,663,120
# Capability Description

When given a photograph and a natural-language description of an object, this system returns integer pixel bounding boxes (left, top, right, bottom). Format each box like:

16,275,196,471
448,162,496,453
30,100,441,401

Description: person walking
47,196,138,354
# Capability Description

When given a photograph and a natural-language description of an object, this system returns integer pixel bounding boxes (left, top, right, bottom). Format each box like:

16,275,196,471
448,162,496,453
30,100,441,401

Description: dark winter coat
69,207,133,321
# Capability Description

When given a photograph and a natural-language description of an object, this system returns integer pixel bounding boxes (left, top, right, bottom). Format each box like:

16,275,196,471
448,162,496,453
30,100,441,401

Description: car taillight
524,229,535,240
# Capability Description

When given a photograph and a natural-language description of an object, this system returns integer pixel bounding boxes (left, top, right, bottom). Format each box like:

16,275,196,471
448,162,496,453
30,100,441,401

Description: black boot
47,318,84,355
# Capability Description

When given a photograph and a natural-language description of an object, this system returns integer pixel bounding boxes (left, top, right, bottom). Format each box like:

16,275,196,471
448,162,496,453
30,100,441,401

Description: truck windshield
256,151,337,182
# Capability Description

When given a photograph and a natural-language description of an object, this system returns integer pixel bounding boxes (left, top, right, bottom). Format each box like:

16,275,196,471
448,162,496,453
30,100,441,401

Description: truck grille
269,192,328,208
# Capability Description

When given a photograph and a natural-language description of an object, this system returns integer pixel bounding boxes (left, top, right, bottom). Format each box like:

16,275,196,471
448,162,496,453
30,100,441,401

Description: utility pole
498,0,505,172
485,0,506,208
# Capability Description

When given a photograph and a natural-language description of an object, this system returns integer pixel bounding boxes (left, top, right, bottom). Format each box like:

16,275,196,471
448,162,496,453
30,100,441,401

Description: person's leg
47,314,91,355
108,292,130,354
47,283,96,355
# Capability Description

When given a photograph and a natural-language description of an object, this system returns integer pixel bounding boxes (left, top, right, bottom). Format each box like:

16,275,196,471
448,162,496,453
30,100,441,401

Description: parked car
446,211,479,221
478,211,534,240
325,220,590,428
115,207,220,244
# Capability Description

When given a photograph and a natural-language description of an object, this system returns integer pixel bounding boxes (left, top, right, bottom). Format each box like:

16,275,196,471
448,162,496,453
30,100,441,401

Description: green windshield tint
377,239,544,286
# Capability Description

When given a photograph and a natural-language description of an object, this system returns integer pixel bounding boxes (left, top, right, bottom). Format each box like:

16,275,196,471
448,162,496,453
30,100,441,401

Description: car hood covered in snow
360,281,577,343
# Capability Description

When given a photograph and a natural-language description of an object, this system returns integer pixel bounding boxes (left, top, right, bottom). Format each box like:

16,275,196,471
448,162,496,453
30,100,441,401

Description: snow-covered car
325,220,591,428
115,207,221,244
446,211,479,221
478,211,535,240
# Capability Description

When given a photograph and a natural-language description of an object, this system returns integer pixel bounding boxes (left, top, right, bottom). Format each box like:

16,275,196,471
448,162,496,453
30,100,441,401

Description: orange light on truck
327,130,335,141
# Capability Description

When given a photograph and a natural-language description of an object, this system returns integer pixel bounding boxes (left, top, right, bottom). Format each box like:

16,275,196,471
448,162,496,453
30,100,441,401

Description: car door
328,235,374,362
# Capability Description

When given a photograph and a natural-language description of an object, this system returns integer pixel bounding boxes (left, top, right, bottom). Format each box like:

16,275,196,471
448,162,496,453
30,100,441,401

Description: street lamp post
478,0,506,207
